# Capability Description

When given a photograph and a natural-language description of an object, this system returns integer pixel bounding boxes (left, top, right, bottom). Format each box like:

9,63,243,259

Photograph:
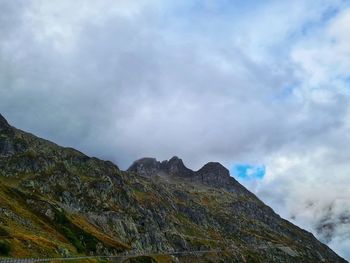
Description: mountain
0,113,347,262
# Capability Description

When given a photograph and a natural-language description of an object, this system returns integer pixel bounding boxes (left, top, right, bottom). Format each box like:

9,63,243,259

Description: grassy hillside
0,114,347,262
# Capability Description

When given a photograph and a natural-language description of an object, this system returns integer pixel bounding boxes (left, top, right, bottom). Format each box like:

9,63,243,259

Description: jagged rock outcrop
195,162,235,187
0,113,11,131
0,113,15,157
128,157,250,195
0,113,347,263
162,156,194,178
128,158,161,177
128,156,194,178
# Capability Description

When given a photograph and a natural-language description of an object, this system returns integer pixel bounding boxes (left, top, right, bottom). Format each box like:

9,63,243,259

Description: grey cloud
1,0,350,259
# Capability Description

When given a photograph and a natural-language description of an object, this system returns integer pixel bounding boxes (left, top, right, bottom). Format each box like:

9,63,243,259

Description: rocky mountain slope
0,113,347,262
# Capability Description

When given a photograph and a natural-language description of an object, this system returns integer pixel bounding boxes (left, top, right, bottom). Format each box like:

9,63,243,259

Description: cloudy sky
1,0,350,259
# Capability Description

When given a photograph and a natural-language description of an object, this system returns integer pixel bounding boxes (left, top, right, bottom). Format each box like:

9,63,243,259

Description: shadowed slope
0,113,347,262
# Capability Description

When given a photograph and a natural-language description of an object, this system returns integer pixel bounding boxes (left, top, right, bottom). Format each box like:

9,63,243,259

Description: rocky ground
0,113,347,262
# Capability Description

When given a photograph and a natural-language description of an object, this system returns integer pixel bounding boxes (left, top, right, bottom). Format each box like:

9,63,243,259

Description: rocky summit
0,113,347,262
128,157,250,195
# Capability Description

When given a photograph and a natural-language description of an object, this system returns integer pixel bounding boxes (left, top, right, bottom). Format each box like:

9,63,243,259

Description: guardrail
0,249,224,263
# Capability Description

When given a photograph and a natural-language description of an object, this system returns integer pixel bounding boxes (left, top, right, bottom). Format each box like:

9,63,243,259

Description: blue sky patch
231,164,266,180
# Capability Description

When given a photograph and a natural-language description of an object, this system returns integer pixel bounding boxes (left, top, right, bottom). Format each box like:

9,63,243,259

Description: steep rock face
0,114,12,131
128,156,194,178
196,162,233,186
0,114,347,263
162,156,194,178
128,158,161,177
128,157,250,195
195,162,251,194
0,114,15,157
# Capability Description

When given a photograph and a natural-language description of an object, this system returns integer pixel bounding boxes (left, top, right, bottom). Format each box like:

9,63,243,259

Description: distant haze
1,0,350,259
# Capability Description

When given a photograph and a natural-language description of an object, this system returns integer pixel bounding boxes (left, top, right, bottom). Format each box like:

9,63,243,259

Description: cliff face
0,113,347,262
128,157,251,195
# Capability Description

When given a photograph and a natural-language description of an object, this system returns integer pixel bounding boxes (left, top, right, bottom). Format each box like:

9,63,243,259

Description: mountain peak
127,157,160,177
0,114,346,262
168,156,181,162
165,156,193,177
198,162,230,177
195,161,232,186
0,113,14,139
167,156,185,168
127,156,194,178
127,156,242,191
0,113,11,130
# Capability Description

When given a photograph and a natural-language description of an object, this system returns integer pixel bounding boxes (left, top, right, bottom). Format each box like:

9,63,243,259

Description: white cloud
1,0,350,259
257,11,350,249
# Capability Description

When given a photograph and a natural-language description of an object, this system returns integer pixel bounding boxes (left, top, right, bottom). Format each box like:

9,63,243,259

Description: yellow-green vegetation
70,214,130,250
133,189,148,203
0,183,74,257
48,259,111,263
0,179,129,258
150,254,173,263
123,256,158,263
0,114,347,263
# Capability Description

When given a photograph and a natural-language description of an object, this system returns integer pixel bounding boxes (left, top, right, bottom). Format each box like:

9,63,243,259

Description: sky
1,0,350,259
